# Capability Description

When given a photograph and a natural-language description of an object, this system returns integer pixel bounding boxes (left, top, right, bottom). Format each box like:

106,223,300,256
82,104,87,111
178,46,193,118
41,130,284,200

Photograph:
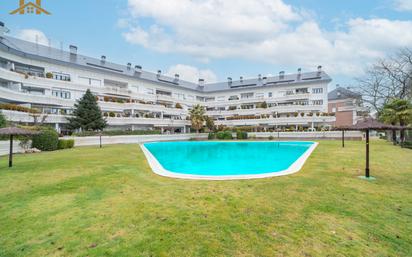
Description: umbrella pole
9,134,13,168
342,130,345,148
365,129,369,178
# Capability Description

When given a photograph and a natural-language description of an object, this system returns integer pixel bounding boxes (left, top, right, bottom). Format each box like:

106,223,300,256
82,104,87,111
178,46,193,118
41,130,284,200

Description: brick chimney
19,0,25,14
36,0,41,14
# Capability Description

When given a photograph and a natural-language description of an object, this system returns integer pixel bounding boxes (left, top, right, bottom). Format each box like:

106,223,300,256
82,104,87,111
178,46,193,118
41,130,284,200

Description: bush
401,141,412,149
45,72,53,78
32,127,59,151
217,131,233,140
236,131,248,140
58,139,75,149
175,103,183,109
268,135,274,140
208,132,216,140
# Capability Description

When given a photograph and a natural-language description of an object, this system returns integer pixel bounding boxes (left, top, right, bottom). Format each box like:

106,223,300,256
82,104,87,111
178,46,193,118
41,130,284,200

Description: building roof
0,35,332,93
328,87,361,101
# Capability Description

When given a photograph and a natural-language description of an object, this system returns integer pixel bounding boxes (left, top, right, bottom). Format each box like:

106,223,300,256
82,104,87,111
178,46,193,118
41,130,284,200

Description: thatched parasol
0,127,39,168
335,118,405,179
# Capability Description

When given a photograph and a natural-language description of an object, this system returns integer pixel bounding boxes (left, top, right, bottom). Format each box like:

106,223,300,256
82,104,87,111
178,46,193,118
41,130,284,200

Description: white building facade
0,23,335,133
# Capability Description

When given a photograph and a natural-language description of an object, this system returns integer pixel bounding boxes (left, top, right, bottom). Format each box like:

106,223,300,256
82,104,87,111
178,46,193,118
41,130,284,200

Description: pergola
0,127,39,168
336,118,404,179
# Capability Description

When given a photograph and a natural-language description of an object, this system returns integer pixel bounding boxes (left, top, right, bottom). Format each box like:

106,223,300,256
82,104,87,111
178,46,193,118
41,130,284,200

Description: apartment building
0,22,335,133
328,86,369,126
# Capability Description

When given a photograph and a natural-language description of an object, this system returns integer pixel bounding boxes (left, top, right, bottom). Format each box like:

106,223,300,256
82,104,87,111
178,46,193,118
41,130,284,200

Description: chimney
198,78,205,88
19,0,24,14
157,70,161,78
134,65,142,73
262,76,267,84
297,68,302,80
258,74,262,80
317,65,322,76
101,55,106,63
174,74,180,82
240,76,243,83
227,77,232,85
279,71,285,80
69,45,77,55
36,0,41,14
127,63,131,70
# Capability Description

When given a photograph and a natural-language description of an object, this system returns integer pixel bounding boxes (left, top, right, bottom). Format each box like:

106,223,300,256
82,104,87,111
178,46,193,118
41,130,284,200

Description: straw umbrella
337,118,401,179
0,127,39,168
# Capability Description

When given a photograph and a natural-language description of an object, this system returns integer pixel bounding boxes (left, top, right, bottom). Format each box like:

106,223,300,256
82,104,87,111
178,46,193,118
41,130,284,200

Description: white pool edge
140,141,319,180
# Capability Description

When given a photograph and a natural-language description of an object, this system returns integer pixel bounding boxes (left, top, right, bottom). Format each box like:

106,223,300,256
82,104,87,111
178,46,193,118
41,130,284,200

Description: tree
379,98,412,143
67,89,107,131
189,104,205,133
0,112,6,128
356,48,412,112
205,116,215,131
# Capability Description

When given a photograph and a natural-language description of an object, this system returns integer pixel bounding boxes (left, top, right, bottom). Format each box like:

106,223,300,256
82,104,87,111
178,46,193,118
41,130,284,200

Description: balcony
1,109,190,127
215,116,336,126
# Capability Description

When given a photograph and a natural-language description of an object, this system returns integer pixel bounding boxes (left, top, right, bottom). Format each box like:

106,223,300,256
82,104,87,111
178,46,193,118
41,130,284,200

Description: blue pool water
144,141,314,176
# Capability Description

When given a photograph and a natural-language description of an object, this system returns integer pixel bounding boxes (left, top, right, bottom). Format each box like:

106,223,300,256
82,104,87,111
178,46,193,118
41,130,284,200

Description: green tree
205,116,215,132
0,112,6,128
379,98,412,143
189,104,205,133
67,89,107,131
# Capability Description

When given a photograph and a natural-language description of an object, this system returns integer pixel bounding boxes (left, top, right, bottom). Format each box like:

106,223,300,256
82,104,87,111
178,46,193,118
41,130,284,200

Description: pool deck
140,141,319,180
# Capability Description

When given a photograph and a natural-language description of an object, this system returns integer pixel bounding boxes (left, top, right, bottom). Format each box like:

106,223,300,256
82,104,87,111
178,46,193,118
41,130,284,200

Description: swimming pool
141,141,318,180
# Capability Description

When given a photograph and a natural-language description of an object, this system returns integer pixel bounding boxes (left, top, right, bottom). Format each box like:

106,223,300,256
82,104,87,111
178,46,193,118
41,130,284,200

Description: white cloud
166,64,217,83
121,0,412,77
394,0,412,11
16,29,49,46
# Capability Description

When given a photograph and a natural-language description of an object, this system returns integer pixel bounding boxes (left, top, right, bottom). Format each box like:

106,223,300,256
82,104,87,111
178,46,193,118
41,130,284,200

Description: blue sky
1,0,412,89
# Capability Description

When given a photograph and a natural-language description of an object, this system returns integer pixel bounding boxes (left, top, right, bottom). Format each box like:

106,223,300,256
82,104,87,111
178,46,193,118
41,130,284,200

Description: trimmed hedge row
58,139,75,150
208,131,249,140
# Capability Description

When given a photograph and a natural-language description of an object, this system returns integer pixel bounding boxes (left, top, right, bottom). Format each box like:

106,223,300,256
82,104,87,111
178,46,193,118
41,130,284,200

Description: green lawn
0,140,411,257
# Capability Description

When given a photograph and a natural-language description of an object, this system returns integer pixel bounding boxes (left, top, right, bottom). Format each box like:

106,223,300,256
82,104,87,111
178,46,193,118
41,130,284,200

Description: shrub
236,131,248,140
268,135,274,140
45,72,53,78
58,139,75,149
216,131,224,140
109,112,115,117
175,103,183,109
208,132,216,140
401,141,412,149
32,127,59,151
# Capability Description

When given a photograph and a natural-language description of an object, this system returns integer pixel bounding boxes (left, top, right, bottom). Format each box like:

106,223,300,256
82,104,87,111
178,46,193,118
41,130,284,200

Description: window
217,96,226,102
312,88,323,94
79,76,101,86
240,92,254,99
52,89,71,99
228,95,239,101
268,92,273,98
312,100,323,105
255,93,264,99
52,72,71,81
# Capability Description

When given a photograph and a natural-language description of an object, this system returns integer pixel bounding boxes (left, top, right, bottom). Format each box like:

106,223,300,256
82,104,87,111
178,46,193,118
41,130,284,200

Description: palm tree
379,98,412,143
189,104,205,133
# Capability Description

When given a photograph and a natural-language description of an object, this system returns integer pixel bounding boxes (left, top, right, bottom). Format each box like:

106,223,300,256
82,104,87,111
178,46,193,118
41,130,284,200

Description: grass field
0,140,411,257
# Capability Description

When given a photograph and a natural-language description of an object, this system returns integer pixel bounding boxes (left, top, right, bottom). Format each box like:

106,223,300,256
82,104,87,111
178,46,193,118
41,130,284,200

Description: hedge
31,127,59,151
58,139,75,150
217,131,233,140
236,131,248,140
